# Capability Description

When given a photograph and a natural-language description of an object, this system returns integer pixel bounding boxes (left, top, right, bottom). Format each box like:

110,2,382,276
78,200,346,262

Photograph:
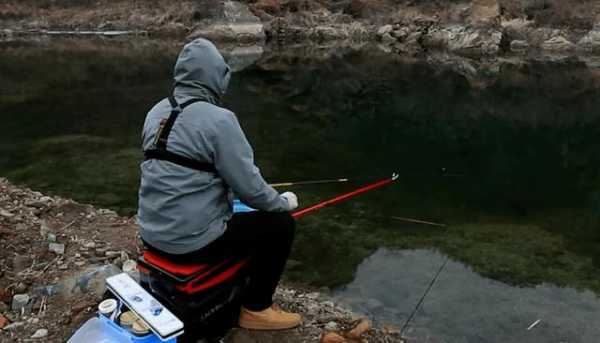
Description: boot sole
238,321,302,331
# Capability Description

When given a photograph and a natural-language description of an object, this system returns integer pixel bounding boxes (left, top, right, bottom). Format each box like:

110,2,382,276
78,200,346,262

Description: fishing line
270,169,464,188
270,178,349,187
400,256,450,337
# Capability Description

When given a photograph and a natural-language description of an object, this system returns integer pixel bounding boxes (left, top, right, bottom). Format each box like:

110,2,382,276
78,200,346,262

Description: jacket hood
173,38,231,104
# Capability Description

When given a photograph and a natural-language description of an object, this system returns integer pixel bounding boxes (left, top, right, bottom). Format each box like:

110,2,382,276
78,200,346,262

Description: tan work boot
238,304,302,330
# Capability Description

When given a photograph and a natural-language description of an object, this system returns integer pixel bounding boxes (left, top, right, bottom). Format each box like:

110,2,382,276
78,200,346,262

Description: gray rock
25,200,46,208
3,321,25,331
0,208,14,218
424,25,502,55
376,25,393,37
188,1,265,43
83,241,96,249
325,321,339,331
510,40,529,51
48,242,65,255
11,294,30,312
31,328,48,339
122,259,137,273
578,29,600,52
541,36,575,51
105,250,120,258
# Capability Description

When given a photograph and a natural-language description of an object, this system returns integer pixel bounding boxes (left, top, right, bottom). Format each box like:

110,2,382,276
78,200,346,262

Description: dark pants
144,211,296,311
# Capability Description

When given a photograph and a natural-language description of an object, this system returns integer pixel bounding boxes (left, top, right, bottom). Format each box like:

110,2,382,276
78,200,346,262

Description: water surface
1,38,600,341
336,249,600,342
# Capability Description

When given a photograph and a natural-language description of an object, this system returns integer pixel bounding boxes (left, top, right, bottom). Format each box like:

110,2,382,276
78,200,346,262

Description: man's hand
280,192,298,211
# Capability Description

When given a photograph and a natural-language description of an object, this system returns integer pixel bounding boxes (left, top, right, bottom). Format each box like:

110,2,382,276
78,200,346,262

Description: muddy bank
2,0,600,56
0,178,402,342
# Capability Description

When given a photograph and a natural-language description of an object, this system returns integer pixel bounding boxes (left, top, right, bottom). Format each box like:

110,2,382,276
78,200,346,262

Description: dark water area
1,39,600,341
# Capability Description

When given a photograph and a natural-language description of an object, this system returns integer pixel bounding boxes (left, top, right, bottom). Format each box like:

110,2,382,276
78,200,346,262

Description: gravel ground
0,178,404,342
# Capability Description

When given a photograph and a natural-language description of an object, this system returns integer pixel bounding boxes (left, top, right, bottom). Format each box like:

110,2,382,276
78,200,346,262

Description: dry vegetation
499,0,599,29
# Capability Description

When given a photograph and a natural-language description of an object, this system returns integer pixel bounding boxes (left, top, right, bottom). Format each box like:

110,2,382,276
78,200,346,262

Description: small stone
376,24,393,37
39,196,53,203
83,241,96,249
15,223,27,231
31,328,48,339
510,39,529,51
25,200,46,209
3,321,24,331
322,301,335,307
105,251,120,258
324,321,338,331
0,314,8,329
306,292,320,300
48,243,65,255
0,208,14,218
47,233,57,243
122,259,137,273
11,294,30,311
74,261,86,267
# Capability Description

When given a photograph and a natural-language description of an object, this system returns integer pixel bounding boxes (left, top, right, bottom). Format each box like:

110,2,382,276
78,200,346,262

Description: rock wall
372,1,600,56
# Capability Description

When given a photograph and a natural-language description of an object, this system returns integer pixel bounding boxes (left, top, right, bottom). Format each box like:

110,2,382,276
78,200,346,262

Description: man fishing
137,38,302,330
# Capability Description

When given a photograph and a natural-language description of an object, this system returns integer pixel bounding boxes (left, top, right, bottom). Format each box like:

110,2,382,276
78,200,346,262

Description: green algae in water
6,135,141,213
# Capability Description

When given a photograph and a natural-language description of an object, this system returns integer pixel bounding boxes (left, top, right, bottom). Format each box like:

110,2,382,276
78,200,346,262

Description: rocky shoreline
0,178,403,342
2,0,600,57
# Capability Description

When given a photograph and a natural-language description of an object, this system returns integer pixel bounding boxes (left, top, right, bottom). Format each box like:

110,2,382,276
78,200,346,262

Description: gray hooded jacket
138,39,289,254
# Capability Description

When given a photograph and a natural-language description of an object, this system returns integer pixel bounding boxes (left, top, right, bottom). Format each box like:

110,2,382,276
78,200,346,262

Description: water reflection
335,248,600,343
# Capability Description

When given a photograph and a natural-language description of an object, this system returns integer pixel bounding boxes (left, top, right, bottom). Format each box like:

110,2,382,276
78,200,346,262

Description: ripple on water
334,248,600,343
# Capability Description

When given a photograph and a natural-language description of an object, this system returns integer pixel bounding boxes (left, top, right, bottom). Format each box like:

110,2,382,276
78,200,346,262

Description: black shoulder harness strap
144,93,217,173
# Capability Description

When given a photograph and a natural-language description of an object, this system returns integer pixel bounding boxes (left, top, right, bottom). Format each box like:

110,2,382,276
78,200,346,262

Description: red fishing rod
292,173,399,219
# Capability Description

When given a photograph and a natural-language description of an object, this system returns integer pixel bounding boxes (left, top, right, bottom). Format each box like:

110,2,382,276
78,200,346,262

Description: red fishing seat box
137,250,250,342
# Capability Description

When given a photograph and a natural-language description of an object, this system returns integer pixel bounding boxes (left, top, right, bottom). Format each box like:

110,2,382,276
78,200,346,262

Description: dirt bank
0,178,403,342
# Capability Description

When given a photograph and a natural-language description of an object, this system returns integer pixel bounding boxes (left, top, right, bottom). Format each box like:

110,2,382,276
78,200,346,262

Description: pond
1,38,599,341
